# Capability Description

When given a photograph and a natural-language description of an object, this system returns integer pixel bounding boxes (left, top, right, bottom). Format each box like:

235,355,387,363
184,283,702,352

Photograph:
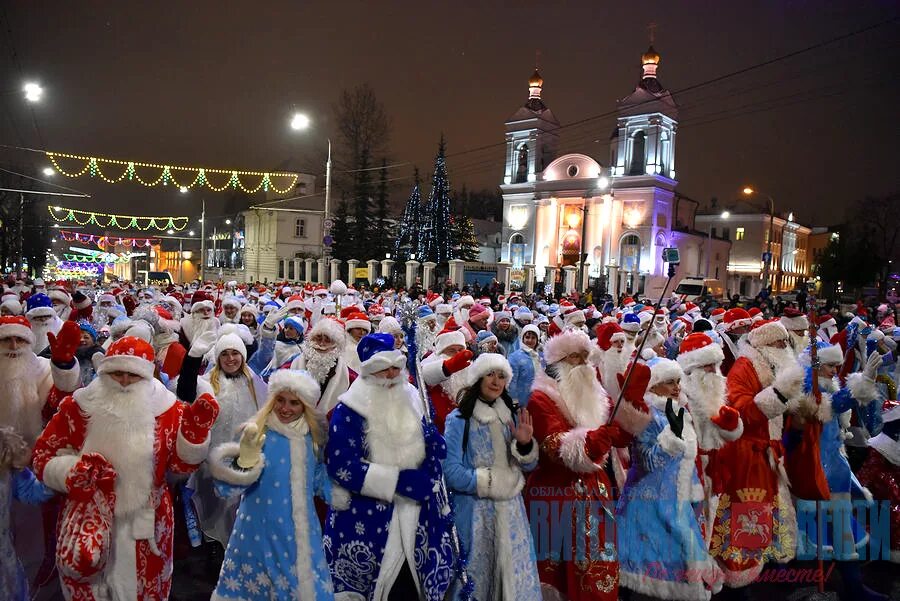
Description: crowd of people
0,275,897,601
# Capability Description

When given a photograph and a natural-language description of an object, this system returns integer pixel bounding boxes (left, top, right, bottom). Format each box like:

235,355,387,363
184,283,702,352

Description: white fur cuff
43,455,79,493
718,418,744,442
846,372,879,406
658,426,686,457
361,462,399,502
330,483,351,511
559,427,602,473
51,360,80,393
754,386,788,419
177,429,210,465
510,437,539,466
420,359,447,387
475,467,491,497
207,443,264,487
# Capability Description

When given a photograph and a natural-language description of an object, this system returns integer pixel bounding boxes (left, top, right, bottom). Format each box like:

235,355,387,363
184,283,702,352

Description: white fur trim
510,437,539,465
779,315,809,331
360,462,400,502
420,358,447,388
718,418,744,442
213,332,247,362
543,329,592,365
344,317,371,332
434,330,465,355
867,433,900,465
42,454,78,492
620,564,716,601
308,317,346,349
817,344,843,365
465,353,512,388
754,386,788,419
267,369,322,406
558,426,603,473
676,342,724,373
748,321,788,348
658,426,686,457
648,358,683,388
51,359,80,393
773,363,805,404
287,430,317,600
97,353,155,381
0,322,34,344
846,372,878,405
358,349,405,377
176,428,210,465
475,467,491,497
207,442,264,486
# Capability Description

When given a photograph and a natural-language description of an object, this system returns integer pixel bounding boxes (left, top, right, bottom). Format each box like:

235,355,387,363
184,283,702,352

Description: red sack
784,418,830,501
57,453,117,581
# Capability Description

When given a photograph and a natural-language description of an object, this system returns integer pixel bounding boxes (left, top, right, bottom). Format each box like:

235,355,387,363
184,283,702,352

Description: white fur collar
472,398,512,425
266,413,309,439
737,340,775,387
644,392,677,412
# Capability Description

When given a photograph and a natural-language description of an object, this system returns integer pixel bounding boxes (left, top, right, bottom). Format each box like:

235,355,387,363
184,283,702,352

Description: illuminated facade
501,46,725,298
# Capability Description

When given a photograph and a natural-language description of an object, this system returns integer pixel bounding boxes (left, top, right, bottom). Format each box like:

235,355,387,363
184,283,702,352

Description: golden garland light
49,206,189,232
46,151,299,194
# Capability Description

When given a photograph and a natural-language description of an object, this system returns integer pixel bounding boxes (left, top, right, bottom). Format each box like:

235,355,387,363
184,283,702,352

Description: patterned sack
57,453,117,580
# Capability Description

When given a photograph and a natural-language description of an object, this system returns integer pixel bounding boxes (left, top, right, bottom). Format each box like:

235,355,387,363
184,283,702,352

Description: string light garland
62,253,132,265
49,206,188,232
46,151,299,194
58,230,157,248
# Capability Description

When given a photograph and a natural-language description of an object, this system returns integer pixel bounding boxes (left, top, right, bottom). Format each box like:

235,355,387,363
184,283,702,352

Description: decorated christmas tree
452,215,480,262
420,135,453,264
394,168,422,262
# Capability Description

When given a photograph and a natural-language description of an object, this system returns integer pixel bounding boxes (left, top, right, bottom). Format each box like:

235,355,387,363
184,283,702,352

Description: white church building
500,46,729,299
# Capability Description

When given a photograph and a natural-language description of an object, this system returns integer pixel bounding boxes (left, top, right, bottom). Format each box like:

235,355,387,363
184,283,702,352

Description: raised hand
509,408,533,444
665,397,685,439
48,320,82,365
237,423,266,469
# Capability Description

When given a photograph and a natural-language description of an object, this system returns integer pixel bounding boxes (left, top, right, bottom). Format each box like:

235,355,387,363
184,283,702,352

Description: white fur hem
42,454,79,492
754,386,787,419
510,437,539,465
658,426,686,457
176,428,210,465
361,462,399,502
846,372,878,405
51,360,80,393
207,442,264,487
620,568,713,601
559,427,602,473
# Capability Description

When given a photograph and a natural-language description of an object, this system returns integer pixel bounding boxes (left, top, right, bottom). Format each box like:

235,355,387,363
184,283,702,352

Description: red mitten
710,405,740,431
585,425,623,460
48,320,81,365
442,349,473,376
617,363,651,411
122,294,137,317
58,453,116,581
180,395,220,444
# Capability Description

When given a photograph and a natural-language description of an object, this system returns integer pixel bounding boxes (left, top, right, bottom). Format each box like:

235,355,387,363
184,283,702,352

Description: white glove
862,351,882,381
263,306,288,330
188,330,218,358
237,423,266,469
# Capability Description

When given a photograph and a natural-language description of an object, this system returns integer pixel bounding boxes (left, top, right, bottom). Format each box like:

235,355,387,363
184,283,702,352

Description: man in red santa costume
420,328,473,432
178,290,219,347
718,308,753,375
594,322,631,401
524,329,650,601
676,333,744,542
48,284,73,322
711,319,806,589
779,307,810,358
32,336,220,600
289,317,351,414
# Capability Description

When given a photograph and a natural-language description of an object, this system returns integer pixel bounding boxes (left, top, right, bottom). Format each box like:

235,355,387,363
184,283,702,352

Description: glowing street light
179,186,188,194
290,113,310,131
42,167,54,177
23,82,43,103
188,230,195,236
166,229,175,235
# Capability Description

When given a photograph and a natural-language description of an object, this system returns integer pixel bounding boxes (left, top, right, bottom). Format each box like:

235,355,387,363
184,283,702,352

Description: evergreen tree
452,215,480,262
394,168,422,263
420,135,453,264
370,159,390,259
330,200,353,262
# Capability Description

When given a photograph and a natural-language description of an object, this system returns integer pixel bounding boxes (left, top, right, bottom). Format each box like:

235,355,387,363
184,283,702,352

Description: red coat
711,350,796,587
856,442,900,562
33,382,213,600
523,374,638,601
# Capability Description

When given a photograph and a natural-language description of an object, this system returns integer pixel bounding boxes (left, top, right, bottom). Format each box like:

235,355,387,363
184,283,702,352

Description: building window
515,144,529,183
628,131,646,176
278,260,284,279
567,164,579,177
620,234,641,272
736,227,745,241
295,218,306,238
711,227,716,238
297,182,307,194
722,227,731,241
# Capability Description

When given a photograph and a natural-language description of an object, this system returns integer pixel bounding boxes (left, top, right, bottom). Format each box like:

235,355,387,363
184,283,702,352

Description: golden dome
528,69,543,87
641,45,660,65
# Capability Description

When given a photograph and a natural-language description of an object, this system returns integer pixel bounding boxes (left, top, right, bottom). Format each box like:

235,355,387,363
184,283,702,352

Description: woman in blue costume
443,353,541,600
615,357,721,601
507,324,544,408
208,369,333,600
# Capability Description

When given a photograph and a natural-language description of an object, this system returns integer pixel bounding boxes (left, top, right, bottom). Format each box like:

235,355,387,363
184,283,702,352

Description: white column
524,263,535,295
381,259,395,279
422,261,437,289
544,266,557,294
292,259,301,283
497,260,512,293
317,258,327,284
448,259,465,288
304,258,315,283
329,259,342,283
608,264,619,299
347,259,359,283
562,265,577,295
405,260,421,289
366,259,379,284
579,261,591,292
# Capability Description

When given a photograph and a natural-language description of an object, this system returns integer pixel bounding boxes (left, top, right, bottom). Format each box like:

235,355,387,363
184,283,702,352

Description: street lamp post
706,211,729,278
291,112,332,282
742,187,776,292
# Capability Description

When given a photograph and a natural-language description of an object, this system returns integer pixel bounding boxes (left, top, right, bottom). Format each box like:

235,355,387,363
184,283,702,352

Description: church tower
503,69,560,185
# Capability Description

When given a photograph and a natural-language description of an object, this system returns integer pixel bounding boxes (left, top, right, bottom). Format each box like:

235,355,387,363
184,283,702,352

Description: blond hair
253,388,327,456
208,358,260,409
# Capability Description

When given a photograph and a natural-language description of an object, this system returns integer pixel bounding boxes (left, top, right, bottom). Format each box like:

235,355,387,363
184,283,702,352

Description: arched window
629,131,646,175
509,234,525,268
515,144,529,183
620,234,641,272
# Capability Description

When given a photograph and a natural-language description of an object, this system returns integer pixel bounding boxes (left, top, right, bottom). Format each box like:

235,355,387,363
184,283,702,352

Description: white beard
435,315,448,330
80,375,156,516
757,345,797,377
556,363,610,428
362,375,425,469
0,353,43,443
788,332,809,356
301,343,341,385
32,317,62,352
597,347,629,400
682,369,727,423
185,315,218,343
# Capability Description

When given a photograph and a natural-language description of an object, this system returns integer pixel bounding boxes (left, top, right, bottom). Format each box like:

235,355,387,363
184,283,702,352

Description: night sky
2,1,899,225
